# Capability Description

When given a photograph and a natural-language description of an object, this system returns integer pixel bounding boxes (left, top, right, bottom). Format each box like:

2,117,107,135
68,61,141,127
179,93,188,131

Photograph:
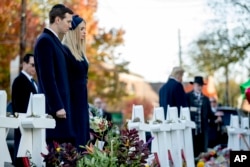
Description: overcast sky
96,0,212,82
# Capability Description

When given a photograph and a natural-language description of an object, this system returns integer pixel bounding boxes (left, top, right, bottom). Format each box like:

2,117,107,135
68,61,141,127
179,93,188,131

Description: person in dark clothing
208,97,223,148
62,15,90,150
93,97,112,122
11,53,38,166
159,66,188,119
34,4,76,145
89,97,112,146
186,76,218,157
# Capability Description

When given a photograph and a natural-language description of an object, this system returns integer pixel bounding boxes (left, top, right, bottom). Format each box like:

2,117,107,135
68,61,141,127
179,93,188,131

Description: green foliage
79,124,151,167
41,123,152,167
187,0,250,106
77,146,118,167
188,0,250,74
216,79,241,107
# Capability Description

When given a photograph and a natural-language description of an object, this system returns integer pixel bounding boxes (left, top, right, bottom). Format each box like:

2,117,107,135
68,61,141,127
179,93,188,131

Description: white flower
90,116,108,133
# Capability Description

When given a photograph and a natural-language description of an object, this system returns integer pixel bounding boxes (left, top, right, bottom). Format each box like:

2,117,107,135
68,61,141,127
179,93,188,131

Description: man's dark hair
49,4,74,24
23,53,34,63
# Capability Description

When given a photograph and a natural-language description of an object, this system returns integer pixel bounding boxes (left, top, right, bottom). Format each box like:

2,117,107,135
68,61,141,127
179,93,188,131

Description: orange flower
86,143,94,154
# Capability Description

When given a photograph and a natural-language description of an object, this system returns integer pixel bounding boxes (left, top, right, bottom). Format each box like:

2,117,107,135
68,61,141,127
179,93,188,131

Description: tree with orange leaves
0,0,43,98
122,97,154,122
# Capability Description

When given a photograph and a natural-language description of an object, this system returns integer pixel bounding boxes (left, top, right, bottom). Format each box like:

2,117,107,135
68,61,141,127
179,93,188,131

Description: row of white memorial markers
0,90,55,167
227,114,250,151
128,105,196,167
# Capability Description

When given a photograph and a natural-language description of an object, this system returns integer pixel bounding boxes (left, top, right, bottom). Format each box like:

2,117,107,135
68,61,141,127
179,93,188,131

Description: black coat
64,46,90,149
186,91,215,155
102,110,112,122
159,78,187,118
34,28,75,141
12,72,37,114
11,72,37,163
186,91,215,133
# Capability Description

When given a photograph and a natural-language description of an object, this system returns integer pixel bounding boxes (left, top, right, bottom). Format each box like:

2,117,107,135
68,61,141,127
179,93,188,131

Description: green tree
87,28,129,110
216,79,241,107
187,0,250,106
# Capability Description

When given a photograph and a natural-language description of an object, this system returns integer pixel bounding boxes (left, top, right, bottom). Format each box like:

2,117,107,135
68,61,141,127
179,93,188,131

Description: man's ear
55,16,61,23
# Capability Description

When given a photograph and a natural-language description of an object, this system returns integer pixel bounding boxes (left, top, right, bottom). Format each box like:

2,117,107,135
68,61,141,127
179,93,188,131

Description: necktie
31,78,38,92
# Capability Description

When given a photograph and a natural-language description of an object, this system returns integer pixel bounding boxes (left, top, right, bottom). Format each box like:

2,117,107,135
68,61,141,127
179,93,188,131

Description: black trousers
193,132,206,158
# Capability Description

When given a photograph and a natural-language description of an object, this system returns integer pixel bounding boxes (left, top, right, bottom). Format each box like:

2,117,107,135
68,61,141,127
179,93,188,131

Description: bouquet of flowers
196,145,230,167
41,103,154,167
90,116,109,133
79,123,154,167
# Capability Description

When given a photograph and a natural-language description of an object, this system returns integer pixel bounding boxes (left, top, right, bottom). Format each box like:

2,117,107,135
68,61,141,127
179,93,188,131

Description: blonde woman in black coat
62,15,90,150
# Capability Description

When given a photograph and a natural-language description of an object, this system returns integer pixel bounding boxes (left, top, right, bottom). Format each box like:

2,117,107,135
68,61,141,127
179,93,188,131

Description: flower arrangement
195,145,230,167
90,116,109,133
41,115,155,167
79,123,153,167
41,142,82,167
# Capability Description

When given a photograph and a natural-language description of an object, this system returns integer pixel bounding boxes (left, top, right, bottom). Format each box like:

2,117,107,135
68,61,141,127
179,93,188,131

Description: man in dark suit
159,66,188,119
11,53,38,166
34,4,75,145
93,97,112,121
186,76,217,158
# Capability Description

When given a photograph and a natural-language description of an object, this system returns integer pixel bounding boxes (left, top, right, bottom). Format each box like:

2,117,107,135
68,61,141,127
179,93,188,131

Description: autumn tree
122,97,154,122
67,0,130,110
0,0,43,98
216,79,241,107
1,0,129,109
187,0,250,106
0,1,19,96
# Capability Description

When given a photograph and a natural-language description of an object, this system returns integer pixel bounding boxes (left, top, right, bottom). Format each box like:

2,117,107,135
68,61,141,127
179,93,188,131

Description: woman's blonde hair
62,20,86,61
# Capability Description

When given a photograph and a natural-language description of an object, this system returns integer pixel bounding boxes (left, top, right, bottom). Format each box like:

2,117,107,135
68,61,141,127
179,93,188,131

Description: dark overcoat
34,28,75,141
186,91,215,156
159,78,188,118
12,72,37,114
64,46,90,149
12,72,37,163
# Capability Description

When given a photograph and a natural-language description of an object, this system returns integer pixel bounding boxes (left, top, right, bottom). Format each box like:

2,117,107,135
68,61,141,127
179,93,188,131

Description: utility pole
19,0,26,71
224,65,229,106
178,28,182,67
